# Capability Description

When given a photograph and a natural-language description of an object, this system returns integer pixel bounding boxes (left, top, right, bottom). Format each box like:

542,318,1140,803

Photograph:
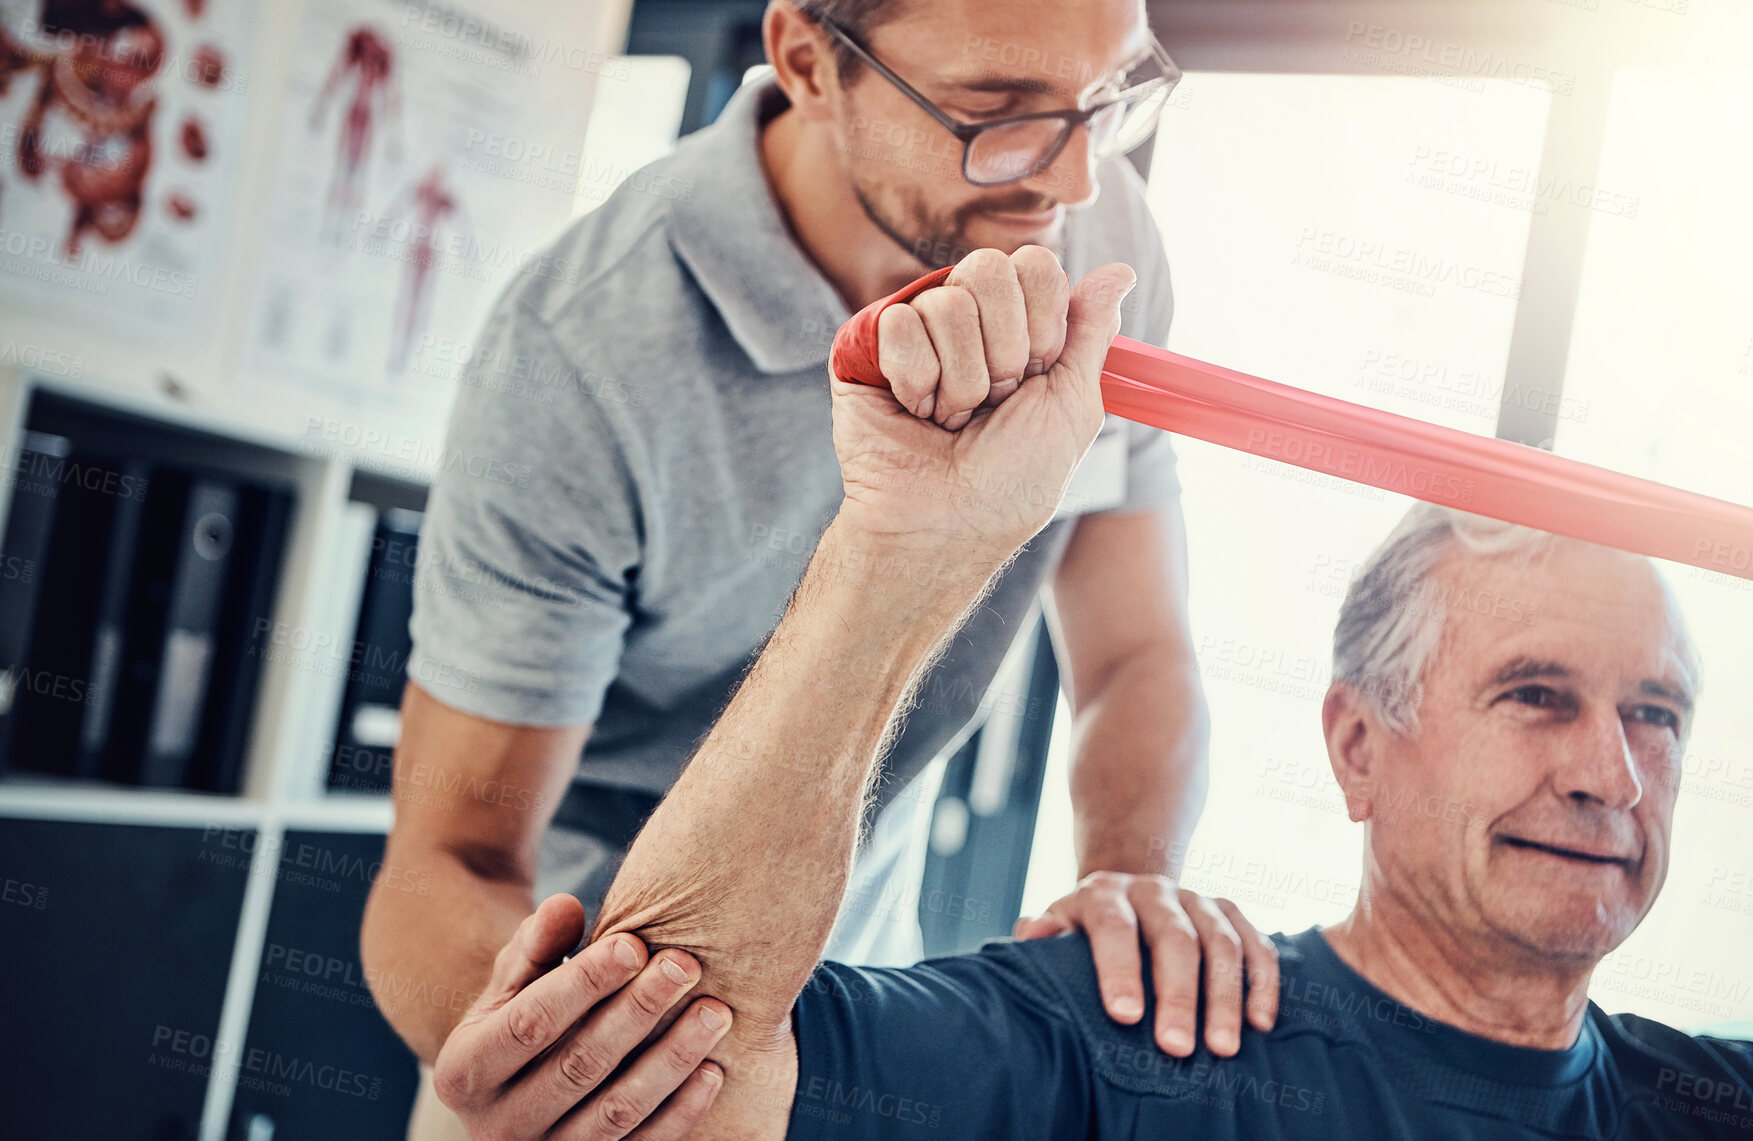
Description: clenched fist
830,245,1135,564
876,246,1072,428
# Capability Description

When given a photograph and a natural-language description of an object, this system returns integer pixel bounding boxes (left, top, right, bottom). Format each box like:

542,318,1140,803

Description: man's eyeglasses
811,15,1182,187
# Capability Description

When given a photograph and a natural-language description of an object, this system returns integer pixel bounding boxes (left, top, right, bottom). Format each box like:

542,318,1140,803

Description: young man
366,2,1273,1137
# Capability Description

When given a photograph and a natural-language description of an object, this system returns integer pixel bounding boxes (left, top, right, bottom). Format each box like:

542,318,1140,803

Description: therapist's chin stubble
857,178,1065,266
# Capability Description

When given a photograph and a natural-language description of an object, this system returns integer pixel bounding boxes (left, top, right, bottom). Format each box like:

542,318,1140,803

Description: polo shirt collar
666,75,851,374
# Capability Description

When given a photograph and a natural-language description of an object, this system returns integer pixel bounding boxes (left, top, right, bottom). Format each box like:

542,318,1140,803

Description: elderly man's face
1364,541,1696,963
830,0,1151,264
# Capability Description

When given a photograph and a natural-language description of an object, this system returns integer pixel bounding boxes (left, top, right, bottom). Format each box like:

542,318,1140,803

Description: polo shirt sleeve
1114,417,1183,514
405,299,639,726
1110,158,1182,514
788,945,1092,1140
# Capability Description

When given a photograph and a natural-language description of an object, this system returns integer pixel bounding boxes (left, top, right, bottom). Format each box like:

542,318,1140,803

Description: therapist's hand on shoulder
830,244,1132,563
431,893,732,1140
1016,875,1280,1058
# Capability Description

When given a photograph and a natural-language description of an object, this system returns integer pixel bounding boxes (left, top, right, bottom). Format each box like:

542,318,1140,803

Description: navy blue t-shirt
788,928,1753,1139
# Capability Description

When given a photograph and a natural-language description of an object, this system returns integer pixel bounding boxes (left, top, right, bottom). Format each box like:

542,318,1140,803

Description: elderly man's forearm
591,516,1004,1036
1071,655,1210,878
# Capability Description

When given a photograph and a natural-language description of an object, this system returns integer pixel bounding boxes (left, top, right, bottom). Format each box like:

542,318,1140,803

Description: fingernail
1162,1028,1193,1054
699,1005,725,1031
661,957,692,985
699,1065,723,1088
1112,996,1143,1021
918,392,934,419
1215,1030,1239,1054
1024,357,1045,377
612,937,640,970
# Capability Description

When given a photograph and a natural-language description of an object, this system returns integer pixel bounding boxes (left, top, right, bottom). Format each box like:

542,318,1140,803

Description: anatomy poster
242,0,606,411
0,0,255,341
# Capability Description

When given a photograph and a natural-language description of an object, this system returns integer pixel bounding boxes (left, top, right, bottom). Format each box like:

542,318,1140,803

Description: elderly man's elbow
592,883,814,1039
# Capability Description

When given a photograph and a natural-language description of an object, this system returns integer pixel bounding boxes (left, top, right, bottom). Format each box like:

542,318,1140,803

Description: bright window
1020,70,1753,1032
1555,68,1753,1032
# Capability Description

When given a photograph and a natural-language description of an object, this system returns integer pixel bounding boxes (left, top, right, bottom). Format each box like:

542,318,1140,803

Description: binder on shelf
328,508,423,794
5,446,133,779
74,459,152,780
125,474,242,790
0,390,300,794
0,432,73,771
94,471,183,784
193,483,295,795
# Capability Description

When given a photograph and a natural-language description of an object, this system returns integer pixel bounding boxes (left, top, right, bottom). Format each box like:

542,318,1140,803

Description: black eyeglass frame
810,14,1183,187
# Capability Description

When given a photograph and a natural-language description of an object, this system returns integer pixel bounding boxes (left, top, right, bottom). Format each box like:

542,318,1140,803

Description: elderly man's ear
1322,684,1383,824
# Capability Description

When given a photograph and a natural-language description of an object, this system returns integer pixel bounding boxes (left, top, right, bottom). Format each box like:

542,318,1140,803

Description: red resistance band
829,267,1753,583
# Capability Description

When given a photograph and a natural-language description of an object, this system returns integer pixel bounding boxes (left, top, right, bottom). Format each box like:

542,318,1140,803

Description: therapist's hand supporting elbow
430,893,731,1140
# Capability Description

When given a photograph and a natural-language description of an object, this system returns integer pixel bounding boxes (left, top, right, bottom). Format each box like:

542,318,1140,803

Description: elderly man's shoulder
804,929,1338,1057
1595,1007,1753,1086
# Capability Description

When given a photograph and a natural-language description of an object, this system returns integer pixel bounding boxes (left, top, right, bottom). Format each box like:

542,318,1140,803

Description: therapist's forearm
591,516,1004,1041
361,847,531,1063
1070,652,1209,879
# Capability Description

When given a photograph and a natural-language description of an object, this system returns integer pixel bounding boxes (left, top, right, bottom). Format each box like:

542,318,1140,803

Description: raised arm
590,247,1134,1134
593,515,1005,1001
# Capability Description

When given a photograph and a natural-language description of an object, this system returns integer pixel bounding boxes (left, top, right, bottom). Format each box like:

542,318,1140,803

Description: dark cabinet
0,818,252,1141
226,830,420,1140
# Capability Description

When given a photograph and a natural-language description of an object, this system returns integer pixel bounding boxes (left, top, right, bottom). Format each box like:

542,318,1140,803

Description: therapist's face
1333,540,1696,966
828,0,1150,265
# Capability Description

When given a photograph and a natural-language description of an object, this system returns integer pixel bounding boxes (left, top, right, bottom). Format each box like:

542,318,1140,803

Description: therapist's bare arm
590,248,1135,1137
362,685,583,1061
363,686,729,1138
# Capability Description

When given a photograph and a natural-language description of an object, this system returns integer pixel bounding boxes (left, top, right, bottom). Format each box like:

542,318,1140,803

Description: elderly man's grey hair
1330,501,1703,737
1333,503,1553,734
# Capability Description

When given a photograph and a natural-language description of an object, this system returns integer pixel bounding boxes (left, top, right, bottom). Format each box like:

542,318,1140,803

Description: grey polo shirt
407,75,1182,815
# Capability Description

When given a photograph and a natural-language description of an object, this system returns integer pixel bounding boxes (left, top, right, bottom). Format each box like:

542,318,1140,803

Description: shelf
283,792,396,832
0,781,269,828
0,364,417,818
0,780,395,832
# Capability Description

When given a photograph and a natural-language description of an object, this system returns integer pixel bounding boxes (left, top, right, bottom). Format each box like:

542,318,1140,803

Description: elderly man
446,244,1753,1138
